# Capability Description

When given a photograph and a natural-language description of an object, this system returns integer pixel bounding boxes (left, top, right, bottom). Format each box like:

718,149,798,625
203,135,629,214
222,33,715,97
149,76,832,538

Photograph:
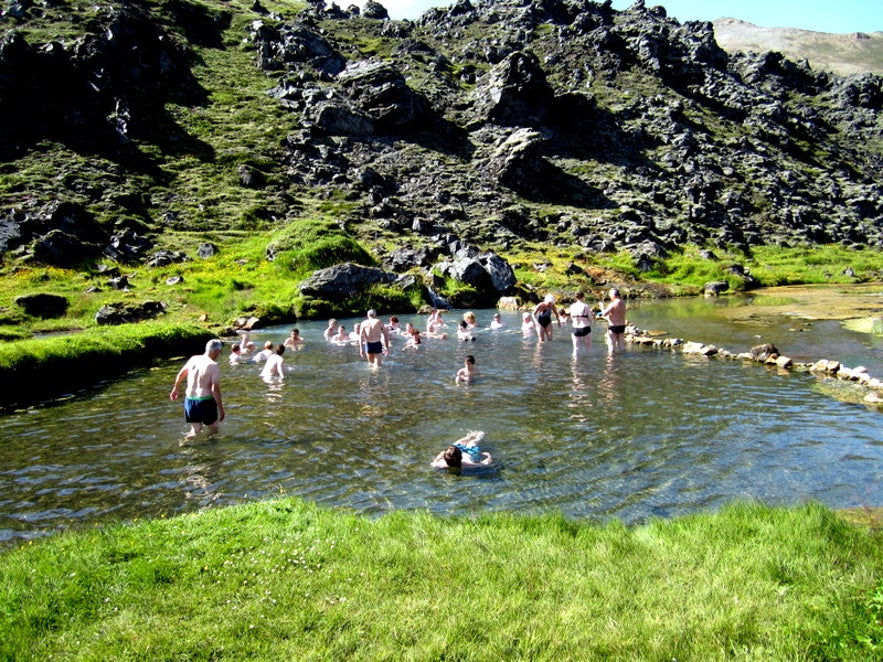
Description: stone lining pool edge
625,325,883,408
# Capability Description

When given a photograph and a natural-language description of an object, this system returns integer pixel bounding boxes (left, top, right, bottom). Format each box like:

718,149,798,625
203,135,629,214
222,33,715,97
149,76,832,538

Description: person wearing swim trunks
599,287,627,354
431,430,492,469
169,339,225,440
569,291,593,355
359,309,391,368
532,294,561,342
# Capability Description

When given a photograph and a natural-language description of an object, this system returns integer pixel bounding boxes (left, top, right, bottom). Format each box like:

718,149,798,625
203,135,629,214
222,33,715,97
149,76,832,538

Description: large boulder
334,59,428,131
434,249,516,293
14,293,69,318
304,100,376,136
5,201,109,266
469,51,555,127
482,251,517,291
250,21,346,75
484,128,547,190
95,301,165,325
361,1,389,20
298,262,398,300
31,230,96,267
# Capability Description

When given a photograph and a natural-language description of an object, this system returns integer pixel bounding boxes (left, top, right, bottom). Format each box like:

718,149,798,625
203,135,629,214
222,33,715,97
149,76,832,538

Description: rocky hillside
1,0,882,311
713,18,883,77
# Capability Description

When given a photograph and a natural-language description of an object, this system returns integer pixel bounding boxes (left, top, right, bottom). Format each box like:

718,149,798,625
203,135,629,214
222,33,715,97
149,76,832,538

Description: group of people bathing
227,326,305,384
169,288,628,456
522,287,628,354
316,286,627,357
426,287,627,471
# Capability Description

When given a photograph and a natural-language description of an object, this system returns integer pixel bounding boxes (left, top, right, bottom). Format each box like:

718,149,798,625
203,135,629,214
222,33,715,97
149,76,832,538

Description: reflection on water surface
1,292,882,546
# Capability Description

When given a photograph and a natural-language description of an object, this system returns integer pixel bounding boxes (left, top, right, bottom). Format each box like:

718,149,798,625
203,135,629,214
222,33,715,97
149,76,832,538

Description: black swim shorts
184,397,219,425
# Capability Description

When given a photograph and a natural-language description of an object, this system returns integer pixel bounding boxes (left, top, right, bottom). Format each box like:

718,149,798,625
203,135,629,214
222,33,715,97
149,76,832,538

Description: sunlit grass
749,244,883,285
2,500,882,660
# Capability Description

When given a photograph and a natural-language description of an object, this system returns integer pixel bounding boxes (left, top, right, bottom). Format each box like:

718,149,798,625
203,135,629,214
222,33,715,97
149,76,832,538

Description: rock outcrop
2,0,883,300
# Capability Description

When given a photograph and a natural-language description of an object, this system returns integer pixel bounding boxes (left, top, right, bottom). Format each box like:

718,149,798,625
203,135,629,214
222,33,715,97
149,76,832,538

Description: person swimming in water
431,430,492,469
284,328,305,350
457,320,475,342
323,318,338,341
521,312,536,338
260,343,285,384
403,327,422,350
455,355,478,383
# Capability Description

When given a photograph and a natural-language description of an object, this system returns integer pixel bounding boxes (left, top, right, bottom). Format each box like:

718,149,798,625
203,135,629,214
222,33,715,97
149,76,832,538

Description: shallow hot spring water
1,290,882,545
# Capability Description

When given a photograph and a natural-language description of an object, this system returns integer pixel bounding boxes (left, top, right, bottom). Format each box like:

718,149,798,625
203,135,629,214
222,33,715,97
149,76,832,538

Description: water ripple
1,308,882,545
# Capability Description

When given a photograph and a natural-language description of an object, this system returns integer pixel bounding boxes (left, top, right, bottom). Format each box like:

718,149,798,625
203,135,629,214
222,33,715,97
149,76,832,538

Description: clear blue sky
362,0,882,33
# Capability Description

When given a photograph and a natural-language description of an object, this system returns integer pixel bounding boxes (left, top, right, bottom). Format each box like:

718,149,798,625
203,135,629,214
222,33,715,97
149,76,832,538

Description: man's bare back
360,317,386,343
184,354,220,398
359,309,390,366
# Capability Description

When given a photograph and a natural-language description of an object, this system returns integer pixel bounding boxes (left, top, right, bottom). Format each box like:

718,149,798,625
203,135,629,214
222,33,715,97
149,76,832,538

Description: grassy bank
2,500,882,660
0,322,214,409
3,241,880,342
0,240,880,408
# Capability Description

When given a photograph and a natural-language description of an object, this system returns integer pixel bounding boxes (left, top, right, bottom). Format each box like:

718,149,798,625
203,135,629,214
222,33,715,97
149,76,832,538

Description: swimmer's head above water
443,445,463,468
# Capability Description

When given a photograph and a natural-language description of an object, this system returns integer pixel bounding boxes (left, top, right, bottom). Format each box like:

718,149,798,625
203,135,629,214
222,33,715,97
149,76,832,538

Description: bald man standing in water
359,309,390,368
169,339,225,440
599,288,627,354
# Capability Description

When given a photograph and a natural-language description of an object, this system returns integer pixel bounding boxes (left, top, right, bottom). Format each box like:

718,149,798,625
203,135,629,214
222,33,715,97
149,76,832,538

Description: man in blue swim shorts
359,309,391,368
170,339,225,440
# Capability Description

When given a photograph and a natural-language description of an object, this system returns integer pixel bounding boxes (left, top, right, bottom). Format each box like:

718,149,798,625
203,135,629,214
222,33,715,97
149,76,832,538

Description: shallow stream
1,286,882,546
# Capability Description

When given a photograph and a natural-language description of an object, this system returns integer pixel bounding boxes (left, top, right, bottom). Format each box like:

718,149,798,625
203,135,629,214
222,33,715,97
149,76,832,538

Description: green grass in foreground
2,500,882,661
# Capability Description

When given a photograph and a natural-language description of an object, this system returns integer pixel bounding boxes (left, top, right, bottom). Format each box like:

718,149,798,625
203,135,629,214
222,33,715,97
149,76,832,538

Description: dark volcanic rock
469,51,555,127
31,230,95,267
4,0,883,294
334,59,429,131
197,243,218,258
362,1,389,20
434,249,516,293
14,293,69,318
95,301,165,325
103,229,153,264
298,262,398,299
0,3,215,156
